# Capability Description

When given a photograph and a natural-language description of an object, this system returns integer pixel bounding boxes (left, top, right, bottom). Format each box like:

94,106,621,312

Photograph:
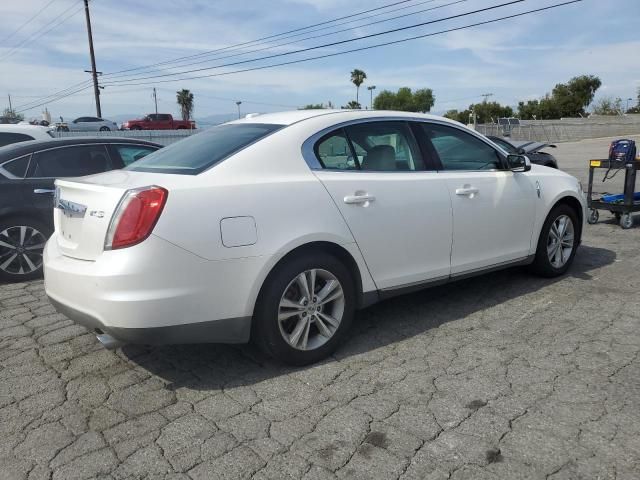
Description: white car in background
59,116,119,132
0,124,55,147
44,110,586,365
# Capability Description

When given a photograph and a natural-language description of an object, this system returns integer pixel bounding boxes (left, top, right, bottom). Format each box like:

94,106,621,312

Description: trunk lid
54,179,127,260
53,169,175,260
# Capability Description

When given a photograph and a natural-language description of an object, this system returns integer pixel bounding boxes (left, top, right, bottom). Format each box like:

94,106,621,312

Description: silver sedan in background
64,116,119,132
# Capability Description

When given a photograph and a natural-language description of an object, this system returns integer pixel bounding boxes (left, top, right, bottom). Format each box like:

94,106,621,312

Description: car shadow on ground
121,245,616,391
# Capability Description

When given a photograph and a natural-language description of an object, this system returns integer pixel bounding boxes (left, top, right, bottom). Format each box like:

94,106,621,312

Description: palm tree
176,89,194,121
350,69,367,105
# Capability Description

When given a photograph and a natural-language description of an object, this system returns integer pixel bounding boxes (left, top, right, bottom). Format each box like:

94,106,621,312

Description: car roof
228,109,465,127
0,136,162,162
0,124,54,137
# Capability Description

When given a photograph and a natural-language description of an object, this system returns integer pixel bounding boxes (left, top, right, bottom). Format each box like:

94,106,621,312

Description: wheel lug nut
302,312,306,317
303,300,308,306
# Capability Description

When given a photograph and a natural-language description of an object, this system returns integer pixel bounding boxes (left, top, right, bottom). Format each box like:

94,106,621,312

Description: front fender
529,169,586,253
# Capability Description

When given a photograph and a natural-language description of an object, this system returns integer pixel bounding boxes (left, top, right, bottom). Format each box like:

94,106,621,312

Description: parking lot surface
1,136,640,480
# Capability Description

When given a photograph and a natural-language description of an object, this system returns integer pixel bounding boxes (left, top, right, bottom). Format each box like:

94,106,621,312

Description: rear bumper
48,296,250,346
43,233,266,346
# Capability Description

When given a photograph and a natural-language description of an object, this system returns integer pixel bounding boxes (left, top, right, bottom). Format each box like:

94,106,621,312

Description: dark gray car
0,137,161,281
487,136,558,168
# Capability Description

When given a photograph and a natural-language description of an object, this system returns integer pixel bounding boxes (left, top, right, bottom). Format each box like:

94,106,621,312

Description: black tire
99,126,110,132
130,126,142,131
253,251,356,365
0,217,52,282
529,204,579,278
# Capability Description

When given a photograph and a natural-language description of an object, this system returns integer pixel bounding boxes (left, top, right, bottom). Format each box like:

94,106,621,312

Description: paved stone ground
1,138,640,479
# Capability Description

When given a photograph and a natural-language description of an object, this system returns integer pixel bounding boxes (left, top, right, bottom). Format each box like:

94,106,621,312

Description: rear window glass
126,123,283,175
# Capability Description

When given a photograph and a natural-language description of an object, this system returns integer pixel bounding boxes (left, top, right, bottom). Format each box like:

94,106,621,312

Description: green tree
300,103,332,109
373,87,435,112
176,89,194,121
350,69,367,104
517,75,602,119
468,101,514,123
591,96,623,115
342,100,361,109
628,87,640,113
2,107,24,122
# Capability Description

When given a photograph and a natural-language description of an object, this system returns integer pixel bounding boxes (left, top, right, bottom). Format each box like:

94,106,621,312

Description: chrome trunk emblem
57,198,87,218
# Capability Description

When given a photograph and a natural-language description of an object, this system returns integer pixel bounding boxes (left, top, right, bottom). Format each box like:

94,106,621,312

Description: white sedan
44,110,586,364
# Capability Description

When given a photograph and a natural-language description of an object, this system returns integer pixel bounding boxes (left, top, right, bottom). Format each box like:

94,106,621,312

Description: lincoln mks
44,110,586,364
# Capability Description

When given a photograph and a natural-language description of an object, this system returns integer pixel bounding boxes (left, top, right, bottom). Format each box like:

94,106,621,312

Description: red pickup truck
121,114,196,130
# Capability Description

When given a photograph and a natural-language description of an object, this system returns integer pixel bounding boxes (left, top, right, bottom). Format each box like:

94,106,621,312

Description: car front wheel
253,252,355,365
99,126,110,132
529,204,579,277
0,218,51,282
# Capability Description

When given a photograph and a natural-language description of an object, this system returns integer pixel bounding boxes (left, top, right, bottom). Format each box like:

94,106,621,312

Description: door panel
412,121,536,274
316,171,452,289
442,171,536,274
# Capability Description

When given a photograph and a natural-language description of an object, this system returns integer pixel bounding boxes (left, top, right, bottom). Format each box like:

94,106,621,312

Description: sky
1,0,639,123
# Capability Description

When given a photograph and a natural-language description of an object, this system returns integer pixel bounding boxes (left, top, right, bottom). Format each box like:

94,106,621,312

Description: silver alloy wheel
546,214,574,268
278,268,345,351
0,225,47,275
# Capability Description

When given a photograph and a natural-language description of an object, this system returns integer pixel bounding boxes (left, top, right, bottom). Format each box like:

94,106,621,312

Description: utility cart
586,158,640,229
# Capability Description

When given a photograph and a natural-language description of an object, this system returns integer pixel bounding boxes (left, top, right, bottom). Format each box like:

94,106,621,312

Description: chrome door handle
34,189,55,195
344,193,375,205
455,186,479,196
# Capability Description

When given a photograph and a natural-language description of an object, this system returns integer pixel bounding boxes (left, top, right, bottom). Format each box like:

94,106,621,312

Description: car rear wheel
253,252,355,365
99,126,110,132
0,218,51,282
529,204,579,277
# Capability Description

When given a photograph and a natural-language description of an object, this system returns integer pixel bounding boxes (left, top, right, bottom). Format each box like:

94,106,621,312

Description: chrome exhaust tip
96,333,124,350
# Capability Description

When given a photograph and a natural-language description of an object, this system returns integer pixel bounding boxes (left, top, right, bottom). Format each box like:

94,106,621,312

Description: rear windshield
126,123,283,175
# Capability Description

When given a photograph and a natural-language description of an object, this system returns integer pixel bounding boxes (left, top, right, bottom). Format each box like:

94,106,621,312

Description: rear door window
314,130,357,170
111,144,159,166
127,123,283,175
343,121,424,171
1,155,31,177
29,145,113,178
0,132,35,147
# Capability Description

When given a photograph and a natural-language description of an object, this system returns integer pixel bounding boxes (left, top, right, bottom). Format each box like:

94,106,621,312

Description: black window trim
302,116,507,173
26,143,113,179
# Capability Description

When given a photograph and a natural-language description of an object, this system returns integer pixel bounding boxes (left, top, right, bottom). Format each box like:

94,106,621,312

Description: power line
12,0,421,109
15,0,582,111
103,0,417,78
103,0,443,79
0,0,85,62
103,0,526,85
105,0,466,81
0,0,58,44
103,1,582,88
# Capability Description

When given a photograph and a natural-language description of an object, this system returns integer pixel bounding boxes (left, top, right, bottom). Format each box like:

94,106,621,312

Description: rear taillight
105,186,168,250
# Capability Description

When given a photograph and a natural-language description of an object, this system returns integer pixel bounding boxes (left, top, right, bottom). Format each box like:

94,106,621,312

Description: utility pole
153,88,158,115
367,85,376,110
481,93,494,103
236,101,242,119
83,0,101,117
7,94,12,113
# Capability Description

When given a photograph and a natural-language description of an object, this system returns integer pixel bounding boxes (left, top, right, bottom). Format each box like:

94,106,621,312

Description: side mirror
507,154,531,172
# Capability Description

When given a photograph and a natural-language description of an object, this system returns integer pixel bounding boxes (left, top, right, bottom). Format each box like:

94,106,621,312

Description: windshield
126,123,283,175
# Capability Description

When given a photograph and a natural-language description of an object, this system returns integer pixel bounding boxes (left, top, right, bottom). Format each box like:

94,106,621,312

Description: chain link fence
52,129,198,146
476,121,640,143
